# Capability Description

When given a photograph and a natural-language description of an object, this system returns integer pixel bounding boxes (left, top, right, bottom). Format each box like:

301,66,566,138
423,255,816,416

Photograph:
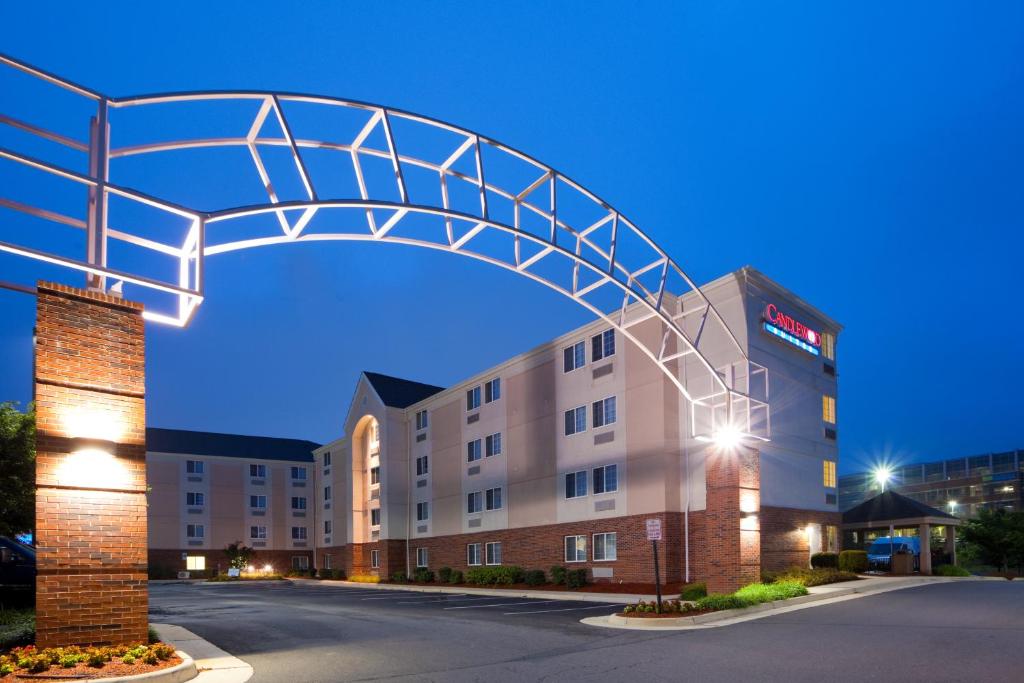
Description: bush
696,594,750,611
349,574,381,583
391,571,408,583
810,552,839,569
734,580,808,603
331,569,346,580
839,550,869,573
565,568,588,589
550,565,567,585
308,567,318,578
0,608,35,649
679,583,707,601
438,567,453,583
413,568,435,583
935,564,971,577
448,570,463,584
465,566,525,585
765,566,859,587
523,569,546,586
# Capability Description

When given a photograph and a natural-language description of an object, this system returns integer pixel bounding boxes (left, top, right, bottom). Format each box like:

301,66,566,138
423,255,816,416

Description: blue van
867,536,920,570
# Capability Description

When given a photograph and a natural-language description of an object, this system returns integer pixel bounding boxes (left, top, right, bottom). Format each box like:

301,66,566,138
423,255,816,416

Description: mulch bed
614,609,715,619
6,655,181,681
370,580,695,594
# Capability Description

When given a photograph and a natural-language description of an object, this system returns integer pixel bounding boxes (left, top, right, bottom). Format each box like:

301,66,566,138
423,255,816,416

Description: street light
874,466,892,492
948,500,958,514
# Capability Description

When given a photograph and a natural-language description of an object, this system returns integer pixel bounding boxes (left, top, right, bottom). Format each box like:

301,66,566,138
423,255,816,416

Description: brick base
148,548,315,578
760,507,842,573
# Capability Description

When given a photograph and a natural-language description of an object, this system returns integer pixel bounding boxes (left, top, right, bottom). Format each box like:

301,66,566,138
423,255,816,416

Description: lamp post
874,466,892,492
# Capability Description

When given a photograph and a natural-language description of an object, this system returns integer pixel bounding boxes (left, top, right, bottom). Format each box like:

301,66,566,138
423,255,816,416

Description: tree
960,508,1024,574
224,542,254,570
0,402,35,538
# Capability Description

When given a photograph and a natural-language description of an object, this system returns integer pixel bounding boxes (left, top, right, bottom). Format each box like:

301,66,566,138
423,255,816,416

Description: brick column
34,282,148,647
704,445,761,594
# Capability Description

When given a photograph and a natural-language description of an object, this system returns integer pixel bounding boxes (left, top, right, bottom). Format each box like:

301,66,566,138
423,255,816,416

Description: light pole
874,466,892,492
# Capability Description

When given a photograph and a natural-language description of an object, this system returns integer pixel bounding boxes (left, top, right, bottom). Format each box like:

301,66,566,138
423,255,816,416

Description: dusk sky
1,2,1021,475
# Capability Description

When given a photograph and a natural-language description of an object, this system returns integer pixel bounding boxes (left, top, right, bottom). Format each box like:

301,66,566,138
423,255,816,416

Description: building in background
839,451,1024,518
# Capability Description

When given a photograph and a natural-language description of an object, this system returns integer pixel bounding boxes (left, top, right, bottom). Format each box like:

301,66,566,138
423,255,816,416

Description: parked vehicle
0,536,35,607
866,536,920,570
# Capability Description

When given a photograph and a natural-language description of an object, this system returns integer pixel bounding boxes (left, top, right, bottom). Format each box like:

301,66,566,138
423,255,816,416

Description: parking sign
646,518,662,541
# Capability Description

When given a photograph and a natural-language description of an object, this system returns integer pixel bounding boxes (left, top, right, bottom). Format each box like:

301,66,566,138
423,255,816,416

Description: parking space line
394,595,472,603
362,593,444,600
504,604,618,615
443,600,562,610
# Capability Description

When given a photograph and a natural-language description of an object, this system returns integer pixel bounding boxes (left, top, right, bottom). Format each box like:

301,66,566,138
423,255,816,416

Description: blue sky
0,2,1021,474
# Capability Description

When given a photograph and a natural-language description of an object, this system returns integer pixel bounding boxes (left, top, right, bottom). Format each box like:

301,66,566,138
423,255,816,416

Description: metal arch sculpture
0,54,768,439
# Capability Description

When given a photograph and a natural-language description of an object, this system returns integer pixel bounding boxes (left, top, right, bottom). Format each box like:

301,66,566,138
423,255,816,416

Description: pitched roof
146,428,319,463
363,371,445,409
842,490,957,525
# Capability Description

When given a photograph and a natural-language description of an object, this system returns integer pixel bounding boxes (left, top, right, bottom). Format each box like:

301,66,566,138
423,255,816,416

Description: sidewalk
153,624,253,683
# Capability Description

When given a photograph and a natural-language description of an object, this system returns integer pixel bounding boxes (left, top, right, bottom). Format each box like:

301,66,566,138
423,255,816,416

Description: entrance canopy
842,490,961,531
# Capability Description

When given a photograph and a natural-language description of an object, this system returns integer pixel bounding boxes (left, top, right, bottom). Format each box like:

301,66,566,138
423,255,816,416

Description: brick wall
34,282,149,647
760,506,842,573
148,548,314,577
704,446,761,593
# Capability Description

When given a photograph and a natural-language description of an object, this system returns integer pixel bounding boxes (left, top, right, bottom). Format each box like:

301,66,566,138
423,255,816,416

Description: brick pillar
705,445,761,594
34,282,148,647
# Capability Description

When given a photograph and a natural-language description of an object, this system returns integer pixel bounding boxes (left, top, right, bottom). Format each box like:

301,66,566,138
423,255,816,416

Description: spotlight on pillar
873,466,892,492
58,436,126,489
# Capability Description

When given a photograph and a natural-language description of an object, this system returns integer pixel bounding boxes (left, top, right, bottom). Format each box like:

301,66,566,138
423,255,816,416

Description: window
250,525,266,539
823,460,837,488
593,464,618,494
291,496,307,511
186,524,204,539
822,395,836,424
467,439,482,462
563,341,586,372
592,329,615,362
291,526,307,540
485,433,502,457
323,554,332,570
467,491,483,514
416,455,429,476
416,409,429,430
592,396,617,428
485,377,501,403
186,555,205,571
593,532,617,561
324,485,332,501
370,466,380,485
249,463,267,478
467,543,482,566
290,466,307,480
323,452,332,467
324,520,332,535
417,501,430,521
485,487,503,511
370,550,380,569
370,508,381,526
565,535,587,562
249,495,267,509
467,386,481,410
486,541,502,565
186,460,204,475
186,491,204,507
292,555,309,570
822,332,836,361
416,547,428,568
565,471,587,498
564,405,587,435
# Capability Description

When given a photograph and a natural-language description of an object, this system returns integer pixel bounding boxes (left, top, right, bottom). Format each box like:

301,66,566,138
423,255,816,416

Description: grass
763,567,860,587
934,564,971,577
624,580,809,617
0,608,35,650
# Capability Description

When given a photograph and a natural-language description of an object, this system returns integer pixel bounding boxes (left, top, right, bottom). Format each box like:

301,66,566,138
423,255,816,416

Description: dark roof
363,371,445,408
146,428,318,462
842,490,957,525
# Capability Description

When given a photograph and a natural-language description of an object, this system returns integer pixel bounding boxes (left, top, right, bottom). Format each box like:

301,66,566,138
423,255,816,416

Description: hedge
838,550,868,573
810,552,839,569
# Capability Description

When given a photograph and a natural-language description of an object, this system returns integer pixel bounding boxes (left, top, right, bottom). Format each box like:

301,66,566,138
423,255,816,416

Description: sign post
646,518,663,612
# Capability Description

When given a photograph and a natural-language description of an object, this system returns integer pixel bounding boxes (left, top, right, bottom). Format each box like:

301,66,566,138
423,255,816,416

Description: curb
87,653,197,683
289,577,669,604
152,624,253,683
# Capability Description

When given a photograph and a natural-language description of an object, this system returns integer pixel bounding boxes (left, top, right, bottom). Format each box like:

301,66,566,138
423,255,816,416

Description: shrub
734,580,808,603
765,566,858,587
935,564,971,577
87,650,107,667
696,594,750,611
550,565,567,585
349,574,381,583
391,571,408,583
810,552,839,569
523,569,546,586
438,567,453,583
839,550,869,573
122,654,136,665
565,568,588,589
331,569,346,580
0,608,35,649
465,566,525,585
142,651,159,666
448,570,463,584
148,626,160,644
308,567,318,578
679,582,707,601
413,568,435,583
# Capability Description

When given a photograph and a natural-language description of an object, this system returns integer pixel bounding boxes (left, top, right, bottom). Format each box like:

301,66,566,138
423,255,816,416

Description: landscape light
247,565,255,573
263,564,273,573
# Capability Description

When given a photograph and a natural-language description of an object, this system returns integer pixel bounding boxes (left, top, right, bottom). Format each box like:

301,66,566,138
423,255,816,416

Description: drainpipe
405,413,412,577
684,435,691,584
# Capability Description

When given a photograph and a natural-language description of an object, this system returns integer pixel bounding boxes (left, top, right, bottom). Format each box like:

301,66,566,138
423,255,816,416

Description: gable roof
842,490,957,525
363,371,445,409
146,427,319,463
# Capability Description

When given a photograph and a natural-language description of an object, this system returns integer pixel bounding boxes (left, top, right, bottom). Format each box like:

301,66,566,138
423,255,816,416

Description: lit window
186,524,204,539
370,466,380,485
563,341,586,373
250,525,266,539
416,410,429,430
416,455,429,476
564,406,587,435
485,487,502,511
291,466,307,480
484,377,501,403
323,452,332,467
592,396,617,428
565,535,587,563
324,520,332,535
291,527,307,540
485,433,502,457
822,395,837,424
467,543,482,566
486,542,502,565
467,439,482,462
370,508,381,526
467,491,483,514
186,555,205,571
291,496,307,511
565,471,587,499
593,464,618,494
467,386,481,411
822,332,836,361
823,461,837,488
324,485,332,501
249,464,267,478
249,495,267,509
592,329,615,362
370,550,380,568
186,460,204,475
186,491,204,507
417,501,430,521
593,532,617,561
416,548,428,568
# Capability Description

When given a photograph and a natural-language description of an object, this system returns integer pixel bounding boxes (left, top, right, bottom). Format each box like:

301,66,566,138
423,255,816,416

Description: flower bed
618,580,809,618
0,643,180,680
208,573,285,582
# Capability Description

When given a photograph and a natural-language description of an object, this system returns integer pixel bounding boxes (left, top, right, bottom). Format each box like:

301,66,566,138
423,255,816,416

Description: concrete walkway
153,624,253,683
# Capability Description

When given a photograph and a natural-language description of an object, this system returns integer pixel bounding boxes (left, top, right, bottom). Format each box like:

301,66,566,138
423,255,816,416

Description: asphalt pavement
149,579,1024,682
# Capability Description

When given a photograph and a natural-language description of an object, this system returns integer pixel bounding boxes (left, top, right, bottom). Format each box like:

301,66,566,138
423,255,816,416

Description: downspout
684,436,691,584
405,413,412,577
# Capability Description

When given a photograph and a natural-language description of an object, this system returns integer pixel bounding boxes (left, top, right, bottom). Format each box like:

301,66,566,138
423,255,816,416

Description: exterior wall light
57,437,127,489
740,510,758,531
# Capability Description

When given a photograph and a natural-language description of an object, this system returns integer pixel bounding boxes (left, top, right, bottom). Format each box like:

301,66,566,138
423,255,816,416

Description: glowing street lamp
874,466,892,492
948,500,958,514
